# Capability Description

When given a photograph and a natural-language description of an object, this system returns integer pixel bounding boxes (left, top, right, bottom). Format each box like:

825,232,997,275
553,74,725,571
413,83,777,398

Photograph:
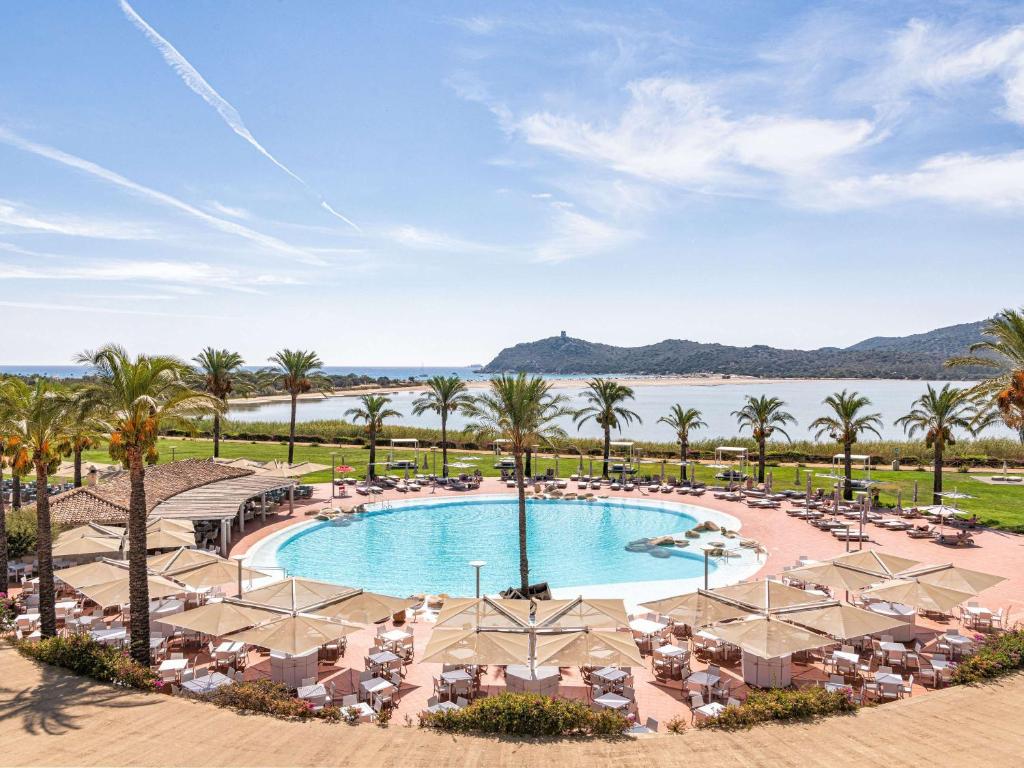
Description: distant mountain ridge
480,321,990,379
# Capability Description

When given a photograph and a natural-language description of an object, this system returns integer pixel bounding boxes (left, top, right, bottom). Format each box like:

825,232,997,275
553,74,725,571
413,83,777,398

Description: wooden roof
150,474,296,520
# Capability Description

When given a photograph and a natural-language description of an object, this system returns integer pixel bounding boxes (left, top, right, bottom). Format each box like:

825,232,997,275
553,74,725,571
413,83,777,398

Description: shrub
696,687,857,730
6,507,41,559
17,635,157,690
420,692,628,737
951,628,1024,684
204,680,313,719
1,592,18,632
664,715,686,734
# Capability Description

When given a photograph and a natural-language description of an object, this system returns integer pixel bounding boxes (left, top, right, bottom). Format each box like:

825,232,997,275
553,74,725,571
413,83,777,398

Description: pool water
272,497,717,597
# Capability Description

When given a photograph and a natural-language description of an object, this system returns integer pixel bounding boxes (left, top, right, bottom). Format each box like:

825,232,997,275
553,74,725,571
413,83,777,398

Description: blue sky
2,1,1024,365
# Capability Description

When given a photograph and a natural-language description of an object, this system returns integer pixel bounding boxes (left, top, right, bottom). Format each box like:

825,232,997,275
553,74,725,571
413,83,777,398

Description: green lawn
77,438,1024,532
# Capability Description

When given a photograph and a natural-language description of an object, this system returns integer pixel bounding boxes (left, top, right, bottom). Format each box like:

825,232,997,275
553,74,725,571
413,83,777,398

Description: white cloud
518,78,875,189
452,16,502,35
0,199,157,240
383,225,506,254
822,150,1024,210
207,201,251,220
0,127,326,264
534,206,633,264
118,0,358,230
0,299,223,319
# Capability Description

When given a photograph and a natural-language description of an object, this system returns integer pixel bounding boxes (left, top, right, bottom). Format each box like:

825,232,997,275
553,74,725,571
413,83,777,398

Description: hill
480,322,991,378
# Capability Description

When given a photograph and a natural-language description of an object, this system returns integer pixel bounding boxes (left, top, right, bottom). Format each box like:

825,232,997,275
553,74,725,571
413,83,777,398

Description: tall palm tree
947,307,1024,442
732,395,796,484
809,390,883,500
60,398,105,487
345,395,401,479
411,376,473,478
192,348,245,458
657,405,707,480
0,379,75,638
0,401,14,596
464,374,574,590
574,378,641,479
76,345,222,664
895,384,974,505
268,350,329,465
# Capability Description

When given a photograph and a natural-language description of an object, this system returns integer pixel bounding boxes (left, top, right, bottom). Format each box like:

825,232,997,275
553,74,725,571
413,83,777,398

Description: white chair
901,674,914,697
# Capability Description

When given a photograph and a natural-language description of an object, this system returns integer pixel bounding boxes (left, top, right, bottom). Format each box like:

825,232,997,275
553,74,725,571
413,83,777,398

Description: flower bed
951,628,1024,684
17,635,157,690
420,692,628,737
695,687,858,730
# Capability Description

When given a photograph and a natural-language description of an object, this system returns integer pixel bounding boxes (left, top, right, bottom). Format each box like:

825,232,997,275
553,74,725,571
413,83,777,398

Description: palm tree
60,398,105,487
0,379,75,638
411,376,473,478
809,390,883,500
657,405,707,480
574,378,641,478
0,401,14,597
345,395,401,480
464,374,574,590
895,384,974,505
732,395,796,484
76,345,222,664
268,350,329,465
947,307,1024,442
192,348,245,458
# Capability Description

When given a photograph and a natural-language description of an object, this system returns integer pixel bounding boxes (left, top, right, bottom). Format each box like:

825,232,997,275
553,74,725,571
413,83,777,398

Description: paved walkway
2,644,1023,767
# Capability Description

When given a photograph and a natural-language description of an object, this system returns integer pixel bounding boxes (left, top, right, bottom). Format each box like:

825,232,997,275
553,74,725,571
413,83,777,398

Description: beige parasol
165,560,271,590
312,591,416,624
148,547,223,573
434,597,532,629
421,626,531,665
533,598,629,629
897,565,1006,595
55,523,124,542
162,601,282,636
52,534,123,558
861,579,974,614
79,574,185,607
829,550,920,578
136,529,196,550
533,629,645,667
639,591,752,627
710,580,821,610
711,617,834,658
257,461,329,478
225,614,361,656
241,577,354,612
784,562,882,592
53,559,129,589
783,604,907,640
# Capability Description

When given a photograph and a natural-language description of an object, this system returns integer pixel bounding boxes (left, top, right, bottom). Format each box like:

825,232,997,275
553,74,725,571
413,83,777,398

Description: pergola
387,438,420,470
608,441,636,477
150,475,298,547
832,453,872,480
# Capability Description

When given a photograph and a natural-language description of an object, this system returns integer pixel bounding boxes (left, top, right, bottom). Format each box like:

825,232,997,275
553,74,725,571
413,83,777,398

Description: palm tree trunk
126,451,151,665
368,428,376,479
602,426,610,479
933,444,943,505
525,447,532,479
843,443,853,501
0,459,7,594
514,449,529,591
213,412,221,458
34,460,57,638
11,475,20,510
679,438,687,480
73,446,83,488
287,394,297,465
440,413,448,478
758,438,766,483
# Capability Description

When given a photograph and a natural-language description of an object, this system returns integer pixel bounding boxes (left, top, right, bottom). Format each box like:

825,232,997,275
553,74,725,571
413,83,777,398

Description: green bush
17,635,157,690
204,679,314,719
1,592,17,632
696,687,857,730
420,692,628,737
951,628,1024,684
5,507,41,560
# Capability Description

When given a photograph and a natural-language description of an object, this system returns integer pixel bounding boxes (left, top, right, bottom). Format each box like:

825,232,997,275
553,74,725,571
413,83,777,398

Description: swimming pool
246,495,758,602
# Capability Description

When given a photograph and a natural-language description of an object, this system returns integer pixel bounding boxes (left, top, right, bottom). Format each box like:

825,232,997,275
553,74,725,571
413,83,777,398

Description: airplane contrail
118,0,359,231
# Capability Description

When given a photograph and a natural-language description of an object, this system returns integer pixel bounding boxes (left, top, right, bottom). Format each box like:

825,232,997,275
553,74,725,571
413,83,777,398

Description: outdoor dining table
653,644,687,658
594,692,631,710
15,612,41,627
941,634,975,659
824,681,852,693
629,618,668,635
158,658,188,681
296,683,327,702
90,627,127,645
215,640,245,659
874,671,904,686
695,701,726,719
865,602,917,642
380,629,412,646
685,669,721,694
55,599,78,614
181,672,234,695
426,700,461,714
930,658,956,687
368,650,401,667
360,676,396,703
879,641,907,663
